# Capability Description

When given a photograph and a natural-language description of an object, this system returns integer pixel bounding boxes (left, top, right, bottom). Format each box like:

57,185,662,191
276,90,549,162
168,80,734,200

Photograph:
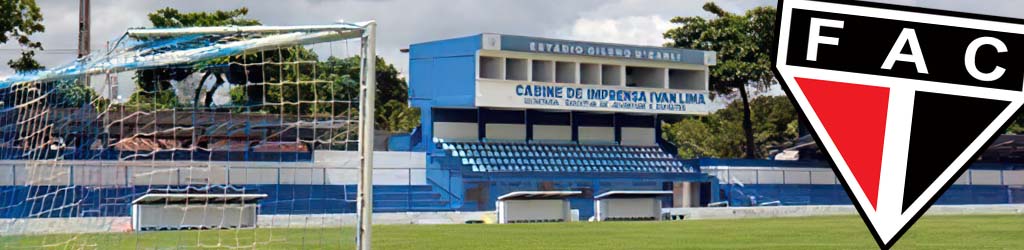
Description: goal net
0,22,375,249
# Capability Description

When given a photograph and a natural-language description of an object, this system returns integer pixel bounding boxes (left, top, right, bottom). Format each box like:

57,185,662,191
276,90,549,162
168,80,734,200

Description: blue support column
525,110,533,141
570,111,579,142
613,113,621,143
478,108,486,140
421,107,435,152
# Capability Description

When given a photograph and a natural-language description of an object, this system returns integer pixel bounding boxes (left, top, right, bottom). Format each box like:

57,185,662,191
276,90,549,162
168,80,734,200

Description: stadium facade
402,34,720,217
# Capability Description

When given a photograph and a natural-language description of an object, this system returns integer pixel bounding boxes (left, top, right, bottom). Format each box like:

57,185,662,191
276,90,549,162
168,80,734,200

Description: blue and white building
401,33,721,217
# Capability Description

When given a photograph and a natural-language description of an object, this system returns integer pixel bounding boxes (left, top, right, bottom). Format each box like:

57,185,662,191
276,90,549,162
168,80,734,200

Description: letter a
882,28,929,74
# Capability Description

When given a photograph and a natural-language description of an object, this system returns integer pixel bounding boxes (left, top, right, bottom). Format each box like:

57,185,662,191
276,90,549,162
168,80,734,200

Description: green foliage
377,100,421,133
1005,115,1024,135
53,79,107,110
750,95,799,153
8,50,43,73
664,2,777,158
126,89,179,111
130,7,264,109
663,95,797,158
361,56,417,132
1,0,45,72
663,112,745,158
134,7,418,132
227,48,349,115
315,56,409,109
147,7,260,28
225,53,419,134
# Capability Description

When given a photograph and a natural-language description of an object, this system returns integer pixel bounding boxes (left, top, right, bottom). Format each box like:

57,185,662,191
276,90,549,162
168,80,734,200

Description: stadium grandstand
396,33,720,218
387,33,1024,216
2,26,1023,247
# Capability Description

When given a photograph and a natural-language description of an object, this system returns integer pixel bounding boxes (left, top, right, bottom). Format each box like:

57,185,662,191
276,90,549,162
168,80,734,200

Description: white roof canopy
132,193,268,205
497,191,582,200
594,190,672,199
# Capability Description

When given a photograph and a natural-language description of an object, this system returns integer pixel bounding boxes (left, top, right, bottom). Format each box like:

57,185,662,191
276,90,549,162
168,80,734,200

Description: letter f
807,18,845,61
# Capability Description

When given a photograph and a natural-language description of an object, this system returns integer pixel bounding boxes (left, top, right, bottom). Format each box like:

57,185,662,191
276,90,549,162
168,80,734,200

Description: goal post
357,20,377,250
0,20,378,249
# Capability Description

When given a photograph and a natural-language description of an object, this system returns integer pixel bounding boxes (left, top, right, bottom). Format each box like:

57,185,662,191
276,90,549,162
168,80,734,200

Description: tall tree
321,55,409,109
315,54,419,133
137,7,419,133
0,0,45,73
664,3,776,158
663,95,798,159
129,7,261,108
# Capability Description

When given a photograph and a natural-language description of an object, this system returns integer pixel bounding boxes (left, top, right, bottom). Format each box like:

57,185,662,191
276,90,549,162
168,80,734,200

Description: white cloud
35,0,1024,82
1,0,789,78
566,15,674,46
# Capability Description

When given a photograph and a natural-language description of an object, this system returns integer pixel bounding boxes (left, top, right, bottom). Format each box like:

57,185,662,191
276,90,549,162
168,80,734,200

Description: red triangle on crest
795,78,889,210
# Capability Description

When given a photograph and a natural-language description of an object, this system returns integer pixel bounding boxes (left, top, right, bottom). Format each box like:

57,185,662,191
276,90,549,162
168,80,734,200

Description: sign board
774,0,1024,248
496,34,716,65
475,80,710,115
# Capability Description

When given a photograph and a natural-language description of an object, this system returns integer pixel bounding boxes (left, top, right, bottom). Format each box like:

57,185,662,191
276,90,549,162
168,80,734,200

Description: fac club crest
773,0,1024,248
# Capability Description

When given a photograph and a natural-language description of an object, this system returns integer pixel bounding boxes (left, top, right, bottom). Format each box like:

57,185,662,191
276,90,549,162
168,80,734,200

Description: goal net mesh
0,23,371,249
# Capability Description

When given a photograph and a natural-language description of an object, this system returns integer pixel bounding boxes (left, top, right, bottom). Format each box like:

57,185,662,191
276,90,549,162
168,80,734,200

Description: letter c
965,37,1007,82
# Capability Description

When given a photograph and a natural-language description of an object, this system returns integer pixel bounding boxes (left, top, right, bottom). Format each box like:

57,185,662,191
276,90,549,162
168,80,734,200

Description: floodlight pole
356,21,377,250
78,0,90,59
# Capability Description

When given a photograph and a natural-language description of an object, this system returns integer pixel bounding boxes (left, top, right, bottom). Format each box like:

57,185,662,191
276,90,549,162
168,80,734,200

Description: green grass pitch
3,214,1022,249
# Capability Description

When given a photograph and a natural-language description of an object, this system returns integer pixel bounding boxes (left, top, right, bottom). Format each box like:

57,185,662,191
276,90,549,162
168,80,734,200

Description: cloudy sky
0,0,1018,78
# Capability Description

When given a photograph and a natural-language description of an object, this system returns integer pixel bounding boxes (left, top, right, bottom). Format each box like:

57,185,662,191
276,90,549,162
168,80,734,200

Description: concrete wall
578,126,614,142
433,122,479,140
0,151,428,186
666,204,1024,220
620,127,655,146
532,125,571,141
703,166,1024,186
485,123,526,140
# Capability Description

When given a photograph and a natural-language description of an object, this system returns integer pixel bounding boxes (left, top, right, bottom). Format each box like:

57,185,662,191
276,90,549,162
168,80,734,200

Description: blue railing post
408,168,412,211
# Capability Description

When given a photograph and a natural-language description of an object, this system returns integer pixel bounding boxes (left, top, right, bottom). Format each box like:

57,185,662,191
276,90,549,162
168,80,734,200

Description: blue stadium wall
0,185,448,218
703,159,1024,207
1,159,1022,219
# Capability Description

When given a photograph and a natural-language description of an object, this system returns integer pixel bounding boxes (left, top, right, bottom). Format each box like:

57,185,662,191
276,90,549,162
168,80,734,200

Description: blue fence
0,162,455,219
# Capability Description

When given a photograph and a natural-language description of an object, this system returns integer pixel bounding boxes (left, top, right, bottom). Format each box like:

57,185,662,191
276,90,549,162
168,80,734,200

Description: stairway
344,185,453,212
